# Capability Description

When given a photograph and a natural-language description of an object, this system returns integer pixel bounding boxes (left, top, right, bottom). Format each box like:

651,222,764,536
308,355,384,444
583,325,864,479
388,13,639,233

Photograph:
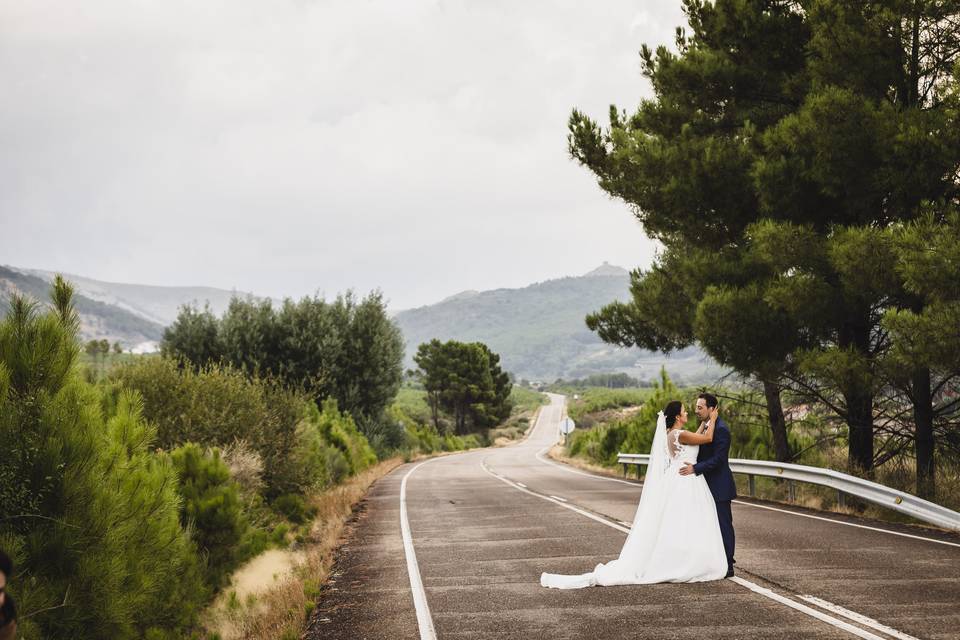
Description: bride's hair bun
663,400,683,428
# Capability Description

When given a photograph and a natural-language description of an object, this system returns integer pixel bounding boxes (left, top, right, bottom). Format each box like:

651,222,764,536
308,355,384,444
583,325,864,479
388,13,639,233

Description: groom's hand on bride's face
679,463,695,476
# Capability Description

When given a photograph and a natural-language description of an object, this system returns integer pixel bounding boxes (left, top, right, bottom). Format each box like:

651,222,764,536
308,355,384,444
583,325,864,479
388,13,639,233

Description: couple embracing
541,393,737,588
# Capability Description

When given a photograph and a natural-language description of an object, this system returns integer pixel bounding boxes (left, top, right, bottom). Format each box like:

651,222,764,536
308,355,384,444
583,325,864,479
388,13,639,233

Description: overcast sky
1,0,685,310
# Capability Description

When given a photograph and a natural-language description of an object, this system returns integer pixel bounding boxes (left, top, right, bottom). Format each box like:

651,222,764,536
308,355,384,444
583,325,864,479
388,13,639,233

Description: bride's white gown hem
540,414,727,589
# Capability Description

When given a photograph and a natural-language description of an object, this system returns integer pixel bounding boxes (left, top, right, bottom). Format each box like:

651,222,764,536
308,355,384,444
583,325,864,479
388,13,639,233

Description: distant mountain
2,262,726,382
0,266,165,350
22,268,268,327
583,261,630,277
393,263,725,385
1,266,277,351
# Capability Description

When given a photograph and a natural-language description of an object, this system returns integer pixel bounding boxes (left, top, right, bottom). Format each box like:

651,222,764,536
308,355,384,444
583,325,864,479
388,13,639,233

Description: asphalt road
310,393,960,640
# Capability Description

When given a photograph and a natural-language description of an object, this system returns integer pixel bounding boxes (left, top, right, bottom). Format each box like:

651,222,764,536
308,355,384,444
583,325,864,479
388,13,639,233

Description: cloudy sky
1,0,684,310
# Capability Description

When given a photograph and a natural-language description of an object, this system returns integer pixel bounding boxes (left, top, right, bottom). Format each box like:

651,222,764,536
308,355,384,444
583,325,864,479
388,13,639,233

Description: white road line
549,495,567,502
733,500,960,549
516,482,527,488
400,457,440,640
534,446,641,486
728,577,885,640
480,460,630,533
799,595,921,640
484,459,913,640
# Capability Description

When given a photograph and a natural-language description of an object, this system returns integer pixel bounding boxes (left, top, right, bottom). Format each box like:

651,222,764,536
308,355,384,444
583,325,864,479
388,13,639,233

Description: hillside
22,267,266,326
393,263,725,384
2,262,726,383
0,266,165,349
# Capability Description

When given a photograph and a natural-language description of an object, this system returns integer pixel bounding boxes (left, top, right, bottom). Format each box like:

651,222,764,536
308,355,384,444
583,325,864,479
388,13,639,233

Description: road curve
311,393,960,640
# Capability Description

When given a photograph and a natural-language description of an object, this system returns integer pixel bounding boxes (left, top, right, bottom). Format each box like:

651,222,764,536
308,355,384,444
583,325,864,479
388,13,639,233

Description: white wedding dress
540,412,728,588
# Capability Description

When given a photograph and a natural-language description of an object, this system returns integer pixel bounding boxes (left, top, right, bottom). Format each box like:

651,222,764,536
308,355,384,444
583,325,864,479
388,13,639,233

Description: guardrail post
788,480,796,502
622,462,627,477
748,474,756,497
838,490,845,509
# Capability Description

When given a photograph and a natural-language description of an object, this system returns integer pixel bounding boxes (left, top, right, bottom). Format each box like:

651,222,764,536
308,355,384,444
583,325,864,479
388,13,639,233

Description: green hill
21,267,266,326
0,266,164,349
392,264,725,384
2,262,726,382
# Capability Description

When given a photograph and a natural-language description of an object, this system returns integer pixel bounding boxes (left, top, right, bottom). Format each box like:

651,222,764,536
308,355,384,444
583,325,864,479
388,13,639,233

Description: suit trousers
715,500,735,571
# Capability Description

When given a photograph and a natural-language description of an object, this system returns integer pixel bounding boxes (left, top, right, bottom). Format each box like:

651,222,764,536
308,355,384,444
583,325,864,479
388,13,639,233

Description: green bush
568,370,679,466
270,523,290,546
566,387,651,422
391,386,433,425
272,494,314,524
110,357,267,449
170,443,249,588
290,402,366,491
0,280,206,639
404,421,444,453
306,399,377,475
508,385,549,412
111,357,309,498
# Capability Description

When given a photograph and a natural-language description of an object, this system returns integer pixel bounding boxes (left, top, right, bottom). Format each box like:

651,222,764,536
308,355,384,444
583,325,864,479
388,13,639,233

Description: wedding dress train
540,412,728,588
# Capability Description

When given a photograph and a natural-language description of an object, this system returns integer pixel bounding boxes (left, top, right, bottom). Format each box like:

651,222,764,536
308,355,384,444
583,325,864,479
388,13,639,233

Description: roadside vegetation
1,279,544,640
560,369,960,526
561,1,960,519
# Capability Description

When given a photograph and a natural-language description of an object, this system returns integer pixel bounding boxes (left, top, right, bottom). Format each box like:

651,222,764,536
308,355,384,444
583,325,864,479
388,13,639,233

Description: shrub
270,523,290,546
0,280,206,639
566,387,650,421
306,399,377,475
111,358,309,498
272,494,313,525
111,357,267,449
170,443,249,589
567,369,678,466
220,438,265,497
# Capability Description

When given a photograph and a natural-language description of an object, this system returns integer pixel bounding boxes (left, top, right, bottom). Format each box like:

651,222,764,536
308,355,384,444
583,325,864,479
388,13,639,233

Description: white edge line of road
534,395,642,483
728,577,886,640
798,595,921,640
481,459,630,533
400,457,441,640
732,499,960,548
480,458,895,640
534,446,641,486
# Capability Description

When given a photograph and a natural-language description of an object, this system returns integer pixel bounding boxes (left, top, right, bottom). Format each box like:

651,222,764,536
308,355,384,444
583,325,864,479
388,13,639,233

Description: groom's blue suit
693,417,736,574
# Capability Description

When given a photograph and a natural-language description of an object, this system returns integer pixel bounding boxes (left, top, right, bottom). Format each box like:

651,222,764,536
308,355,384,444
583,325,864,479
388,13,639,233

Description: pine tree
0,276,205,639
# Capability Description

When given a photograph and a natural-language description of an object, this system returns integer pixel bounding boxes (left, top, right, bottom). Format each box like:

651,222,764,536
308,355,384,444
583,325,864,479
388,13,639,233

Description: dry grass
203,456,407,640
488,406,540,446
202,407,546,639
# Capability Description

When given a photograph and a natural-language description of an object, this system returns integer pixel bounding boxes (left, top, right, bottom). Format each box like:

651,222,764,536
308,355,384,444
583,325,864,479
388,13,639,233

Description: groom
679,392,737,578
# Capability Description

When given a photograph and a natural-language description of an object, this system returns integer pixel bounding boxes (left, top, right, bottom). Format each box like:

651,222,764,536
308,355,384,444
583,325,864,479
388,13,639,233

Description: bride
540,401,728,588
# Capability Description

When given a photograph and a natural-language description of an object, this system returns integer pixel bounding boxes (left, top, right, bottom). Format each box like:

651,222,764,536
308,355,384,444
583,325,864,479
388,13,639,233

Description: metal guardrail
617,453,960,531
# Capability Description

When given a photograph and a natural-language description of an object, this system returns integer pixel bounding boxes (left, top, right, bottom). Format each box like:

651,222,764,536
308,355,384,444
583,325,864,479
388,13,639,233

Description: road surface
311,393,960,640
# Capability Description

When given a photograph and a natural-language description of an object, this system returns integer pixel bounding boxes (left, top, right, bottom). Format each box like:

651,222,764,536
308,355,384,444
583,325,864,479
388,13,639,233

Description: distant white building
131,340,160,355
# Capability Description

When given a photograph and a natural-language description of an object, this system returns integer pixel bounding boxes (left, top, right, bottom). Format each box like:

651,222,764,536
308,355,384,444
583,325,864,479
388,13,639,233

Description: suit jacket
694,417,737,502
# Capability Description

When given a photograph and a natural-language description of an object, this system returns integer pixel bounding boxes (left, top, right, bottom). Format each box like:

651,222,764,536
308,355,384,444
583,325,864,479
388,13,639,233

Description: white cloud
0,0,685,309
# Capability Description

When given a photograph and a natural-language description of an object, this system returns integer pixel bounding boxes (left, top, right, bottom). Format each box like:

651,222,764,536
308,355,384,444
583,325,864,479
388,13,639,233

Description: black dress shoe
724,569,734,578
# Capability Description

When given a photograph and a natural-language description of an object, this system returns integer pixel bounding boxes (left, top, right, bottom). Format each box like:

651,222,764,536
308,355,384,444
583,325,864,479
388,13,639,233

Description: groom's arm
693,425,730,476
